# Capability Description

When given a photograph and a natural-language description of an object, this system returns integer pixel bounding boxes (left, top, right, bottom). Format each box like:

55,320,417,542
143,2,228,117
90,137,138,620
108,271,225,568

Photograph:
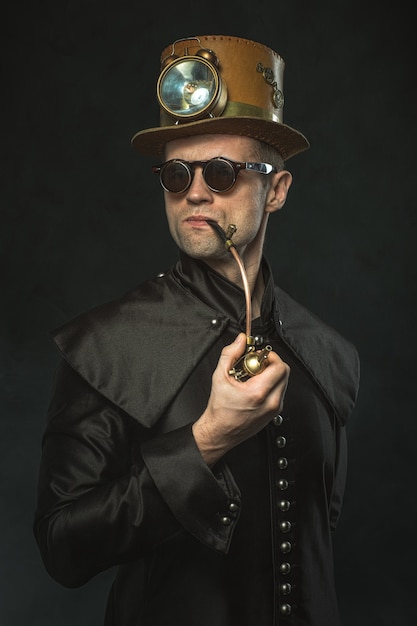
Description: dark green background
2,1,416,624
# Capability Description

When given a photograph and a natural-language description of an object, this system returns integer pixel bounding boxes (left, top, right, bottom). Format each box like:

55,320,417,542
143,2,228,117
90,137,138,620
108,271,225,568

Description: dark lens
161,161,191,193
204,159,236,192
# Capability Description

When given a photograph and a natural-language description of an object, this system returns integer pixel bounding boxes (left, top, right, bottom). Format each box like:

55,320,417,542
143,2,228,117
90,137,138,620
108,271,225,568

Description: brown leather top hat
131,35,309,161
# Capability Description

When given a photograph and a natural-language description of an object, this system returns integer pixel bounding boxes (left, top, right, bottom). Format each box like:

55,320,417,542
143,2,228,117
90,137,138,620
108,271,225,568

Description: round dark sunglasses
151,157,277,194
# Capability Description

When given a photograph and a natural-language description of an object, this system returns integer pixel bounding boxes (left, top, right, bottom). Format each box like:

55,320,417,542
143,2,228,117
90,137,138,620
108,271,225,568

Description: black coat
34,254,360,625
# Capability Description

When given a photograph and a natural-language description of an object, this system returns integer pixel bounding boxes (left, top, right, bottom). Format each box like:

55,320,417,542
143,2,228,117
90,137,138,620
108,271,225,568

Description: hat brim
131,116,309,161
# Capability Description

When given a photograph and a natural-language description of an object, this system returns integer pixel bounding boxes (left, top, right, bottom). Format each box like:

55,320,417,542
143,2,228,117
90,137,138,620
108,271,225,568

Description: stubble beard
175,228,230,262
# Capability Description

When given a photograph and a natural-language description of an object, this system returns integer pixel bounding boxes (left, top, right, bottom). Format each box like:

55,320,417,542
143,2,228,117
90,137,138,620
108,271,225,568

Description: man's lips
184,216,217,226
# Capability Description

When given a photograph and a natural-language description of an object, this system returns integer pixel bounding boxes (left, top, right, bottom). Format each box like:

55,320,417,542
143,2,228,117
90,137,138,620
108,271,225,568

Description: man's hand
192,333,290,466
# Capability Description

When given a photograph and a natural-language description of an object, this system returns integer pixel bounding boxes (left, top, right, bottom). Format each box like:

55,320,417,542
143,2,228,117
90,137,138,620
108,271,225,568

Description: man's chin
181,245,229,262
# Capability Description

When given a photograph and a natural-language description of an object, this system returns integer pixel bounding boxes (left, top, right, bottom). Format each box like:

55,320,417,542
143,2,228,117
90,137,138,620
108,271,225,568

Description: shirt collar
173,251,275,329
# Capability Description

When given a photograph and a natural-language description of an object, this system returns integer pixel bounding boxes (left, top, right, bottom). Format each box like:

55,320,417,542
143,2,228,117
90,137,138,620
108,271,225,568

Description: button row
272,414,295,619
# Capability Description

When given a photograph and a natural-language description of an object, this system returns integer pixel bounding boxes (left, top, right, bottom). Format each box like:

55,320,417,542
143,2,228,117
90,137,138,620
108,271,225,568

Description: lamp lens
159,59,217,117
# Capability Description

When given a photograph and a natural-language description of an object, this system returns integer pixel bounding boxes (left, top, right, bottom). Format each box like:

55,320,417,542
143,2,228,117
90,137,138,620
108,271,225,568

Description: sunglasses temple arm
205,220,252,344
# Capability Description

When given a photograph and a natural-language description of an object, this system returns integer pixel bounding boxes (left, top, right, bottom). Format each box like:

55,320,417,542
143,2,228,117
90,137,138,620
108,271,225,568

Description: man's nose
186,167,213,198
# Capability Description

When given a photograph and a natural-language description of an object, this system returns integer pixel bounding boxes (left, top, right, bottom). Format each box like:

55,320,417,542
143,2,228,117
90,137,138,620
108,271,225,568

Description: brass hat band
160,101,281,127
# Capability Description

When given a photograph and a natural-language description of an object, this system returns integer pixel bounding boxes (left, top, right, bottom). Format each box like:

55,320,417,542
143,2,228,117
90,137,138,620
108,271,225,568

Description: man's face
162,134,277,265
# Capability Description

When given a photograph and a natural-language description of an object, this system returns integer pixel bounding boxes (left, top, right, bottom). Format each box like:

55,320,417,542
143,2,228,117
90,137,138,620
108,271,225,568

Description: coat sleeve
33,359,241,589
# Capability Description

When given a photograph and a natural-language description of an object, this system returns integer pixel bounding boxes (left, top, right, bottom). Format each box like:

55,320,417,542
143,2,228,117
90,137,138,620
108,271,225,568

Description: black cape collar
52,253,359,428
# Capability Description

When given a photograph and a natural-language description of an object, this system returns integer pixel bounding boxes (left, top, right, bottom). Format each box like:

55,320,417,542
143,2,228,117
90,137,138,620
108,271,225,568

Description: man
34,36,360,625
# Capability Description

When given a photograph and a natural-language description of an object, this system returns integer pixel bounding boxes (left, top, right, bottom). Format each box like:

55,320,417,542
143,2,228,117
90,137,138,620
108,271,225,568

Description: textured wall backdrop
2,1,416,624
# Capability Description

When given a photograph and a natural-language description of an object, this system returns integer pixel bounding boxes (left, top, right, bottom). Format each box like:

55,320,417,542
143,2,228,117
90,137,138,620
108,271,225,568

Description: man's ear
265,170,293,213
